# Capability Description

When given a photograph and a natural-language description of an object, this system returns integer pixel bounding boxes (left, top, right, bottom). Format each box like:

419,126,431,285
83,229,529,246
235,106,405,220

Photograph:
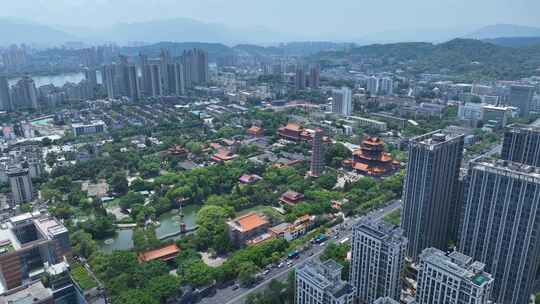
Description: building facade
8,168,33,204
332,87,352,116
509,85,534,117
401,131,464,260
416,248,493,304
459,158,540,304
310,128,325,177
501,124,540,167
296,260,355,304
349,220,406,304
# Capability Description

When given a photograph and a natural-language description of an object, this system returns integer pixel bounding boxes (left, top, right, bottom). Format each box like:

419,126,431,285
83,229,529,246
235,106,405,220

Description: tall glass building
401,130,464,260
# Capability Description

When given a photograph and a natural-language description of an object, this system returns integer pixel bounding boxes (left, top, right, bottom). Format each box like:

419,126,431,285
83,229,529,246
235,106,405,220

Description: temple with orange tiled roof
343,136,400,177
247,125,264,137
138,244,180,263
227,212,270,247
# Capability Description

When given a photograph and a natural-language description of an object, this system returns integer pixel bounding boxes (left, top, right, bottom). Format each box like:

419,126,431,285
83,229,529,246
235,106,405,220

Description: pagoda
343,137,400,176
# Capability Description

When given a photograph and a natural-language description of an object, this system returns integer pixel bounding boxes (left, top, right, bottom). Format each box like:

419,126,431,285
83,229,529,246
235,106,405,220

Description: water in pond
99,204,200,253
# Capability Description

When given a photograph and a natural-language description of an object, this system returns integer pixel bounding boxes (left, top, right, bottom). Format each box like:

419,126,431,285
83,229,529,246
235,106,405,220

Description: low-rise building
227,212,269,247
138,244,180,263
71,120,106,137
280,190,305,206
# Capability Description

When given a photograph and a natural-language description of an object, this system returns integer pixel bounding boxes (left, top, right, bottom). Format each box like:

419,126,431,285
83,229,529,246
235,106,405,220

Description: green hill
317,38,540,81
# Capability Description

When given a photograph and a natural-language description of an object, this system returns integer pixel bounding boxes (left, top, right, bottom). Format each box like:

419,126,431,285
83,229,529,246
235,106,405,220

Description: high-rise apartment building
509,85,534,117
0,75,11,111
501,124,540,167
379,78,394,95
83,67,98,97
182,48,209,88
416,248,493,304
10,76,38,109
309,129,325,177
295,66,306,90
8,168,33,204
332,87,352,116
367,76,379,95
309,64,321,89
349,219,406,304
401,131,464,260
296,260,355,304
459,158,540,304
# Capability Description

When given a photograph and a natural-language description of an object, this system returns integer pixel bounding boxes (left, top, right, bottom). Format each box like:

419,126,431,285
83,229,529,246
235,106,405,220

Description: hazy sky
2,0,540,37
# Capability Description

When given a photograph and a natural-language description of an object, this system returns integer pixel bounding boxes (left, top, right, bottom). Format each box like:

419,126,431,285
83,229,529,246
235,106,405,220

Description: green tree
238,261,259,287
145,274,181,302
184,261,214,287
111,172,129,195
132,227,160,252
195,205,232,253
119,191,145,211
115,289,159,304
71,230,97,258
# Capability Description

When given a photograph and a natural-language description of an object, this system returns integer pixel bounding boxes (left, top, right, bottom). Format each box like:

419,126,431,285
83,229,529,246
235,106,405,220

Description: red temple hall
344,137,400,176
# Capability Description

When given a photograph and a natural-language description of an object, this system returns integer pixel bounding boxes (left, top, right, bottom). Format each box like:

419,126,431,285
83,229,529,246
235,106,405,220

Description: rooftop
0,281,53,304
472,157,540,182
229,212,268,232
138,244,180,263
420,248,493,287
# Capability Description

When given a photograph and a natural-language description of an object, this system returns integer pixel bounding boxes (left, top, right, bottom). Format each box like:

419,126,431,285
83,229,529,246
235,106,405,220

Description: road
198,200,402,304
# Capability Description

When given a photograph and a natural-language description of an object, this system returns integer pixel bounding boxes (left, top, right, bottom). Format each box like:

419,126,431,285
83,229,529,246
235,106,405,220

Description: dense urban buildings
501,124,540,166
401,130,464,260
416,248,494,304
349,219,406,304
296,260,355,304
459,158,540,304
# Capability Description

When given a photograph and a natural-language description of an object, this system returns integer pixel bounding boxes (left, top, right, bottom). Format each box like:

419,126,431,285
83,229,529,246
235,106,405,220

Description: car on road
262,269,270,276
232,284,239,290
277,262,284,268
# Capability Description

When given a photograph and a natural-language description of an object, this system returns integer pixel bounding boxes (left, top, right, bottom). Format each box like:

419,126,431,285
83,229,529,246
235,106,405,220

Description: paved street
198,200,402,304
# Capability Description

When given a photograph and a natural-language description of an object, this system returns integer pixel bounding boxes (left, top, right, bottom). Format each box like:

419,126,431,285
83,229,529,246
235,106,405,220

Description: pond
99,204,201,253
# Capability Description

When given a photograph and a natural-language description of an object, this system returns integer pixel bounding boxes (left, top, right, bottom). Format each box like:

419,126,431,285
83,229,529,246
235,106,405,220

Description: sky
2,0,540,39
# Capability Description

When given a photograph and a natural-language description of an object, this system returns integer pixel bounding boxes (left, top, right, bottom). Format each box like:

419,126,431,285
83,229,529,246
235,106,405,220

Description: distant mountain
483,36,540,47
83,18,298,45
357,26,475,44
234,42,353,57
464,24,540,39
0,18,75,47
